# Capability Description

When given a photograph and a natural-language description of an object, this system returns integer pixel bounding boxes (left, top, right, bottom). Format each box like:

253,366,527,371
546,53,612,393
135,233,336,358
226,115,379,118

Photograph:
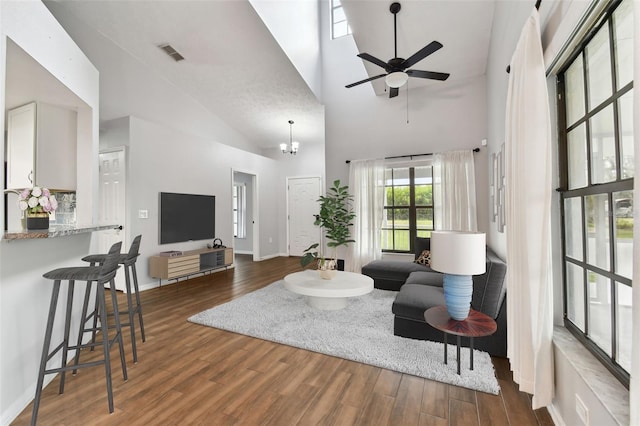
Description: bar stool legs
32,242,126,425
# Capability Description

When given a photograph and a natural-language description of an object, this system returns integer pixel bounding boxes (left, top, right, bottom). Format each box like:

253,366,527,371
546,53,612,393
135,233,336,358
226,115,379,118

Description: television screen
159,192,215,244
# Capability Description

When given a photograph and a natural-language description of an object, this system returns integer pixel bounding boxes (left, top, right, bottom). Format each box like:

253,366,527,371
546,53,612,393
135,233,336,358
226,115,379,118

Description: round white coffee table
283,270,374,310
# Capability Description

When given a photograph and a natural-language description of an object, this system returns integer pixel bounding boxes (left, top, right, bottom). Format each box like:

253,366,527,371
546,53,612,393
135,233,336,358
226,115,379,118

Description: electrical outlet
138,210,148,219
575,394,589,425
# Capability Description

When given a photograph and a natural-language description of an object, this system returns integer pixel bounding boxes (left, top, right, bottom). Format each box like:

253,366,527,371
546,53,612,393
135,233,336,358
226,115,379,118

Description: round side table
424,306,497,375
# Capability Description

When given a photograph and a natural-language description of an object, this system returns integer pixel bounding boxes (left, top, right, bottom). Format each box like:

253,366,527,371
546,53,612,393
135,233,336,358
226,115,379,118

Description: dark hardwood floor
13,254,553,425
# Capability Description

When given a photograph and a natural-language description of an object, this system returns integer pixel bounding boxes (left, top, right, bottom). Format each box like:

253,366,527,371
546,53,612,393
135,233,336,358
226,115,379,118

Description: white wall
249,0,322,100
0,1,100,424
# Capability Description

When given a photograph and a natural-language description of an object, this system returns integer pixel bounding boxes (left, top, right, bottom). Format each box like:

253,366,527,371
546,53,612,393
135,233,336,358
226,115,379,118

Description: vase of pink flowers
17,186,58,230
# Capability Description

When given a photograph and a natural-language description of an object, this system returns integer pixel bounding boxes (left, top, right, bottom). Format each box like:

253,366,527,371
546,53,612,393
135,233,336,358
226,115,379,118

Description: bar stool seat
81,235,144,363
32,242,127,425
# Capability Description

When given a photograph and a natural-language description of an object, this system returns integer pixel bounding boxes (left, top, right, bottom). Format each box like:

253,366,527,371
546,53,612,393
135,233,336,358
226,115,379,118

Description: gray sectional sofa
362,238,507,357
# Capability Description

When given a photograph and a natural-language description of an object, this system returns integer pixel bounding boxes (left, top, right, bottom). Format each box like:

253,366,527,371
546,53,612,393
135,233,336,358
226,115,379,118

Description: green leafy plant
301,180,356,269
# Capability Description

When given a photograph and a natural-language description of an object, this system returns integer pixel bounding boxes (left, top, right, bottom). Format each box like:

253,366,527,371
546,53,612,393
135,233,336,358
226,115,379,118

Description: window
558,0,633,387
331,0,351,39
233,184,246,239
382,165,434,252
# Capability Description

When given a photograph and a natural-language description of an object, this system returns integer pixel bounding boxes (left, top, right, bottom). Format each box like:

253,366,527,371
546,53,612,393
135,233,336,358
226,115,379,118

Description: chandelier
280,120,299,155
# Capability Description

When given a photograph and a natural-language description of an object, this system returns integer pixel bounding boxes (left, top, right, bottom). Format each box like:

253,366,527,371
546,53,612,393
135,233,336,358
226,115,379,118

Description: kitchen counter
2,224,121,241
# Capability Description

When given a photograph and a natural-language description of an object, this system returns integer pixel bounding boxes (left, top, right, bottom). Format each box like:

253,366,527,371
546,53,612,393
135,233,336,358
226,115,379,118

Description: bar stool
32,242,127,425
81,235,145,363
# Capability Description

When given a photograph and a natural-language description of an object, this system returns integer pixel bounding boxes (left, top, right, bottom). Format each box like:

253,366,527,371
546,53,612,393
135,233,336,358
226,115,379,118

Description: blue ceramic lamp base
443,273,473,320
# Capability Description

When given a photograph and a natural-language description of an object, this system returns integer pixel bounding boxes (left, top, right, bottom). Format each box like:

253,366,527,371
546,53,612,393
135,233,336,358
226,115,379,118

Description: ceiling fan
345,2,450,98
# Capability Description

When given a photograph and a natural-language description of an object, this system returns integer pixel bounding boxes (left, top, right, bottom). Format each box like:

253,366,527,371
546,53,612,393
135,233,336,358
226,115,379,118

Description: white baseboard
234,250,253,255
547,403,566,426
258,253,288,261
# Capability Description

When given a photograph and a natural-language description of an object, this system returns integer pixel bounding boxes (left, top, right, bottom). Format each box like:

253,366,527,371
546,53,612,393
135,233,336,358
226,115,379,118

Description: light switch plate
138,210,148,219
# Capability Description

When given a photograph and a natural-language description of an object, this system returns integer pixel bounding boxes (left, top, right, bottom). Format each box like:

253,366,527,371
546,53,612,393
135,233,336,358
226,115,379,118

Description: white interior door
287,177,321,256
98,149,127,291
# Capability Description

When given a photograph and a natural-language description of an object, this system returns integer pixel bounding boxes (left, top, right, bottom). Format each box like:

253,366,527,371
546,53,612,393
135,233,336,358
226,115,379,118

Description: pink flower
31,186,42,197
18,200,28,211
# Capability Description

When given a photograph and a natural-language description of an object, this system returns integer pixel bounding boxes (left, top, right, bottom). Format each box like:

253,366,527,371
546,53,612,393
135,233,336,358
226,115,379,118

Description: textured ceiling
45,0,325,150
37,0,495,151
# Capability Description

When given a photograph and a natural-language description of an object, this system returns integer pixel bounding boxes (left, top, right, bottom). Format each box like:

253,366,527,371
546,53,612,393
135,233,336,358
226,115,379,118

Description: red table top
424,306,497,337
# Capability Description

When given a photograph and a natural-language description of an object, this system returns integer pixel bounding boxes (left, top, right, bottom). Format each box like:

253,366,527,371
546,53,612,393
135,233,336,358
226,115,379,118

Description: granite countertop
2,224,121,241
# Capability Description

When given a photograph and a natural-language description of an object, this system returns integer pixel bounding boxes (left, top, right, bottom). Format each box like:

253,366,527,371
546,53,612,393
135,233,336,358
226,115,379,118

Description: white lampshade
430,231,486,275
385,71,409,88
291,141,299,152
280,143,288,152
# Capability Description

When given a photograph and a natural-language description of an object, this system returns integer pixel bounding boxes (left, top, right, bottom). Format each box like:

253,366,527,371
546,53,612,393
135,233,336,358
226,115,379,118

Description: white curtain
433,150,478,231
346,159,385,273
504,8,554,409
630,1,639,423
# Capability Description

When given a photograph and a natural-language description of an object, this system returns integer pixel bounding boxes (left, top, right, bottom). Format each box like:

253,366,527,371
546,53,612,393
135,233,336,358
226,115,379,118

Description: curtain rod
345,147,480,164
506,0,541,74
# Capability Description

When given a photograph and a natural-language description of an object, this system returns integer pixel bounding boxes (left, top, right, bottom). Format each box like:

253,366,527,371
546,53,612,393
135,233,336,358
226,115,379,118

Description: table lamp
430,231,486,320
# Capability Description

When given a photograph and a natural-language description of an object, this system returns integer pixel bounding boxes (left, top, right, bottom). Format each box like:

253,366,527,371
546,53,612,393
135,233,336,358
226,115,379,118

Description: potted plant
14,186,58,230
300,180,356,279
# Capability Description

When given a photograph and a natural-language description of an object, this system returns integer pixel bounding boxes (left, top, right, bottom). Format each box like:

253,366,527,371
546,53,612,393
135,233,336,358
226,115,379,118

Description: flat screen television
159,192,215,244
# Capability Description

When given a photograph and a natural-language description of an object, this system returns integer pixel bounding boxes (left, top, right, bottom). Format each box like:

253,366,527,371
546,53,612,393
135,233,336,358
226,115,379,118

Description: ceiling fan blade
401,41,443,69
389,87,399,98
345,73,387,88
406,69,450,81
357,53,389,69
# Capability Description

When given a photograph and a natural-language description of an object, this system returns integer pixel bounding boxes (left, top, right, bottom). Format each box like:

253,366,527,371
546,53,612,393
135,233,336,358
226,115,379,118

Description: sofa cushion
362,260,432,281
405,271,444,287
391,284,445,320
471,248,507,319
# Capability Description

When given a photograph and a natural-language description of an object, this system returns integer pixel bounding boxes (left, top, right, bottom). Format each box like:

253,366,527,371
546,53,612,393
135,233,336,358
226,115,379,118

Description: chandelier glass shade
281,120,299,155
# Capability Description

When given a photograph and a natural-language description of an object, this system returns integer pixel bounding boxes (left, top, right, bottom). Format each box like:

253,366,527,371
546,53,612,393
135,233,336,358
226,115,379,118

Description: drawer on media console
150,254,200,279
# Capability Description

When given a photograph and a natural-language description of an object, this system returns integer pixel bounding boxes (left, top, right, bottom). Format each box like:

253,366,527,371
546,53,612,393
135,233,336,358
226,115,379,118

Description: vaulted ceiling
39,0,495,152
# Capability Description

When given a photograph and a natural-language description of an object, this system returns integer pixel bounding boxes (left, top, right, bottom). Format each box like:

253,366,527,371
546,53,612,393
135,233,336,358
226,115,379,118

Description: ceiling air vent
159,44,185,62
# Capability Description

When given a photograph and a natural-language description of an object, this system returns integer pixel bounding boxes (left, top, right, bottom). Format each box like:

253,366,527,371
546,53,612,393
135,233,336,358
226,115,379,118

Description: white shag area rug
188,280,500,394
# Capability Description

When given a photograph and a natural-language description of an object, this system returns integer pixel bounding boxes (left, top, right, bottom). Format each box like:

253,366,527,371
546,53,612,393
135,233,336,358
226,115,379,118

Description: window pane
416,208,433,231
586,25,613,109
586,194,611,270
588,272,611,355
417,230,432,238
415,166,433,184
394,230,410,251
613,0,633,89
564,197,583,261
415,185,432,205
566,262,585,331
381,229,393,250
616,282,632,372
333,6,346,23
619,90,634,178
395,208,409,228
614,190,633,279
393,186,410,206
565,55,586,126
590,105,617,183
568,123,588,189
333,21,348,38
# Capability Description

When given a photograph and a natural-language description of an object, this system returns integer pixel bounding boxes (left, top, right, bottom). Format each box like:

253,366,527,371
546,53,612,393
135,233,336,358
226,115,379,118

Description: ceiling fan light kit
346,1,450,98
385,71,408,88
